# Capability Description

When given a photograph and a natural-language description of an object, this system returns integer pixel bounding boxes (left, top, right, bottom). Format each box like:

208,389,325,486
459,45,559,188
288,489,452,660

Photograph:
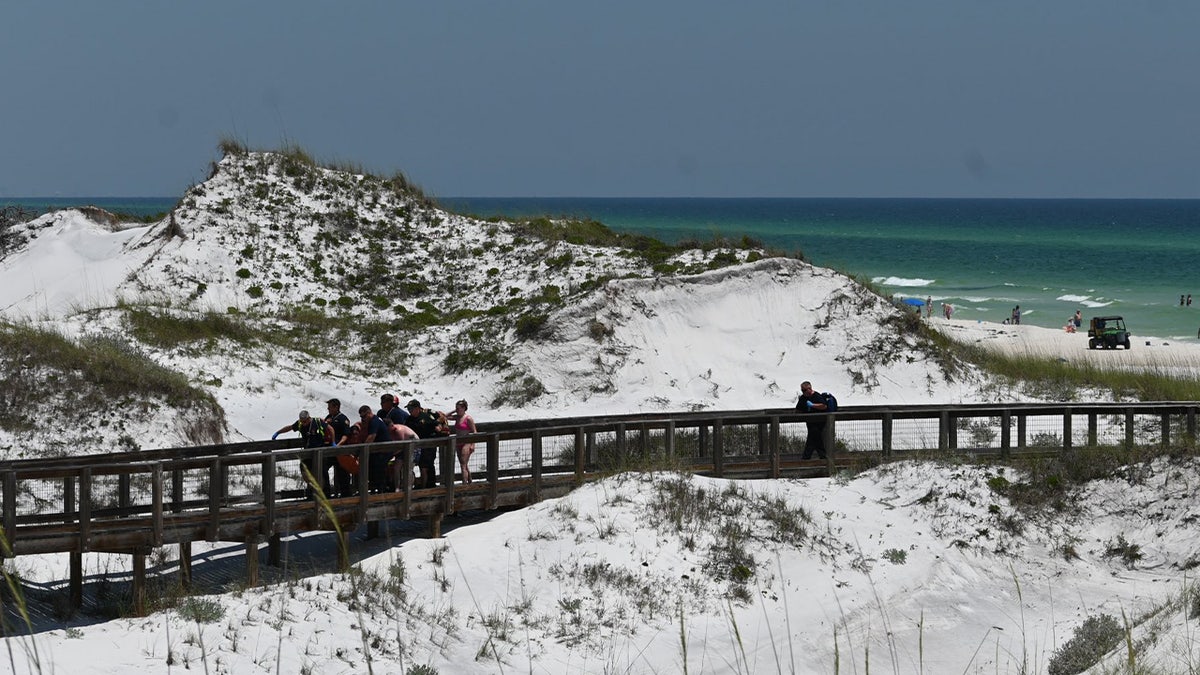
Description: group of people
271,394,478,498
1182,294,1193,307
1064,309,1083,333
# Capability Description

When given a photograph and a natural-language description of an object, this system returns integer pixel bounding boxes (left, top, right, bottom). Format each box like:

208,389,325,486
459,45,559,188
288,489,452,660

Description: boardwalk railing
1,402,1195,613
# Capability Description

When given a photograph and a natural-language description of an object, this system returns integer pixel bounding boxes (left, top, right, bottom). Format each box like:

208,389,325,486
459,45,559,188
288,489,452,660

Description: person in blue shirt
358,405,392,492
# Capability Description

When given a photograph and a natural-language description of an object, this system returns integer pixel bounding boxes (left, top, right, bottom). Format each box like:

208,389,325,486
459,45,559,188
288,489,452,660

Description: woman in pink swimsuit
447,399,477,483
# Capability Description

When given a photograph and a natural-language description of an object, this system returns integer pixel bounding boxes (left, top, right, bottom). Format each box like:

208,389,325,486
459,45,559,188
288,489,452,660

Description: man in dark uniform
405,399,448,488
324,398,354,497
795,381,830,460
272,410,333,497
358,405,392,492
377,393,410,427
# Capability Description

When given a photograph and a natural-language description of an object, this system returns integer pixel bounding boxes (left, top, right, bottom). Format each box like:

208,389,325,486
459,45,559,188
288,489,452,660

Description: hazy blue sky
2,2,1197,198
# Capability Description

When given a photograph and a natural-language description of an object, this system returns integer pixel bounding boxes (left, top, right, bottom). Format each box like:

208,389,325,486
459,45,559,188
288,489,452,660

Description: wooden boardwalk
2,402,1194,615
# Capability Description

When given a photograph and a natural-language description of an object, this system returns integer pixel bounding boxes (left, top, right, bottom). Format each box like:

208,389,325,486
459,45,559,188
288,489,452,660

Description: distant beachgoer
1073,310,1082,328
942,302,953,320
925,296,932,318
1182,295,1187,306
1012,305,1021,325
1189,295,1193,307
1064,319,1076,333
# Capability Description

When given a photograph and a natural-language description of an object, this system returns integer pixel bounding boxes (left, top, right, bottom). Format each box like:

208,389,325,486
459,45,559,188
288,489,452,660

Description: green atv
1087,315,1132,350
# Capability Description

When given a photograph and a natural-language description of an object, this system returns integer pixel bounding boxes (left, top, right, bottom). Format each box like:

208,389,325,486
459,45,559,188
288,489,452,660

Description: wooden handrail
3,401,1198,562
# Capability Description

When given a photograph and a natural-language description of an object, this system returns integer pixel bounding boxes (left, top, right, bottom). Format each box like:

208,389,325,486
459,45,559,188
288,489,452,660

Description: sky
2,1,1198,199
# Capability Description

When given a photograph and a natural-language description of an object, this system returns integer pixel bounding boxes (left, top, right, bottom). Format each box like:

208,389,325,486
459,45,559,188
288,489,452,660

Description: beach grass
929,327,1200,402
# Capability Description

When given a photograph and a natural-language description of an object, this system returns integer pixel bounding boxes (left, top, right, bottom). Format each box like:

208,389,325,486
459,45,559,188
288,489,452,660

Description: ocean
7,196,1200,341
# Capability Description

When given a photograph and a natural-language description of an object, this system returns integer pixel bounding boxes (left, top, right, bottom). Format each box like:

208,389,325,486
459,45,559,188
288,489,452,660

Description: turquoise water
8,196,1200,340
445,198,1200,342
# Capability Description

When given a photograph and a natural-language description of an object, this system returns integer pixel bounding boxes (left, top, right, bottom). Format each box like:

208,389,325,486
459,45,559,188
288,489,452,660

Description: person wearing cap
272,410,334,497
404,399,449,488
377,393,410,427
324,398,354,497
358,405,392,492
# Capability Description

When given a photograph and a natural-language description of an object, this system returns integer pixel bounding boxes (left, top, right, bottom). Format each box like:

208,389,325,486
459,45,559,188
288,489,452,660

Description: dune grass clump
1047,613,1124,675
0,322,220,427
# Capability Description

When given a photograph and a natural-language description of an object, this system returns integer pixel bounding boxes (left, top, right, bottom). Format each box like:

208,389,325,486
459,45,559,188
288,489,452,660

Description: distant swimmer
1182,294,1187,306
1189,294,1193,307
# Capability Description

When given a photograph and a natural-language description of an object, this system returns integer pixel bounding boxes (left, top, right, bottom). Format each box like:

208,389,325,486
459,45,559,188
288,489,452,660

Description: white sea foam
1081,299,1112,308
874,276,935,287
1057,294,1091,303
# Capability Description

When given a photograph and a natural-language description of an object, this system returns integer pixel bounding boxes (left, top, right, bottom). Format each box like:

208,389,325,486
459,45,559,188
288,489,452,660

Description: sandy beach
933,316,1200,370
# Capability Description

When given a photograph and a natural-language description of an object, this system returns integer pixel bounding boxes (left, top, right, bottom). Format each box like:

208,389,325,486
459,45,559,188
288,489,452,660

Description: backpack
822,392,838,412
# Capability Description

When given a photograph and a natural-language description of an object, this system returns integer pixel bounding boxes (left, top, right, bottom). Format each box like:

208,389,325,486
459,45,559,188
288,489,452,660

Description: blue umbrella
902,297,925,307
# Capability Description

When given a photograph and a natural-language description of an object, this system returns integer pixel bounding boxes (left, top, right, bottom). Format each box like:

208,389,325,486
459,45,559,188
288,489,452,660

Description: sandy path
931,317,1200,370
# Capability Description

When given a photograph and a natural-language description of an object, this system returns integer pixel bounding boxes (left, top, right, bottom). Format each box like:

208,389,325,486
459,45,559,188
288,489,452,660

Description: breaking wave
874,276,935,287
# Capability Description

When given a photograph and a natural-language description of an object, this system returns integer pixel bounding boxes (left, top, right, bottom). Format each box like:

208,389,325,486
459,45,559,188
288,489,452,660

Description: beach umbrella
902,298,925,307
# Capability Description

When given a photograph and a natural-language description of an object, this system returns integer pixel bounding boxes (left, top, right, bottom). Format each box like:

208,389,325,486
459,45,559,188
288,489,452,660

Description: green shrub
515,312,549,340
443,346,510,374
1047,613,1123,675
177,596,225,624
882,548,907,565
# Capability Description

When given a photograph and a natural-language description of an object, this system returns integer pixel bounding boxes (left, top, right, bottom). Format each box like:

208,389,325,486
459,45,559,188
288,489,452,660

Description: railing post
1062,410,1073,450
664,420,676,458
443,437,456,513
574,428,586,485
1088,412,1098,447
1160,411,1170,447
1188,406,1197,442
3,471,16,555
713,420,725,478
769,416,780,479
586,430,597,466
401,444,413,520
79,467,92,553
698,424,710,459
531,431,543,503
171,468,184,513
487,434,500,510
824,415,836,475
1017,414,1027,449
64,476,76,525
758,422,769,457
616,423,627,465
118,474,131,514
358,444,371,523
152,463,164,547
881,412,893,458
69,551,83,609
1000,410,1011,460
263,454,276,538
207,458,221,542
1125,409,1135,449
938,411,949,452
